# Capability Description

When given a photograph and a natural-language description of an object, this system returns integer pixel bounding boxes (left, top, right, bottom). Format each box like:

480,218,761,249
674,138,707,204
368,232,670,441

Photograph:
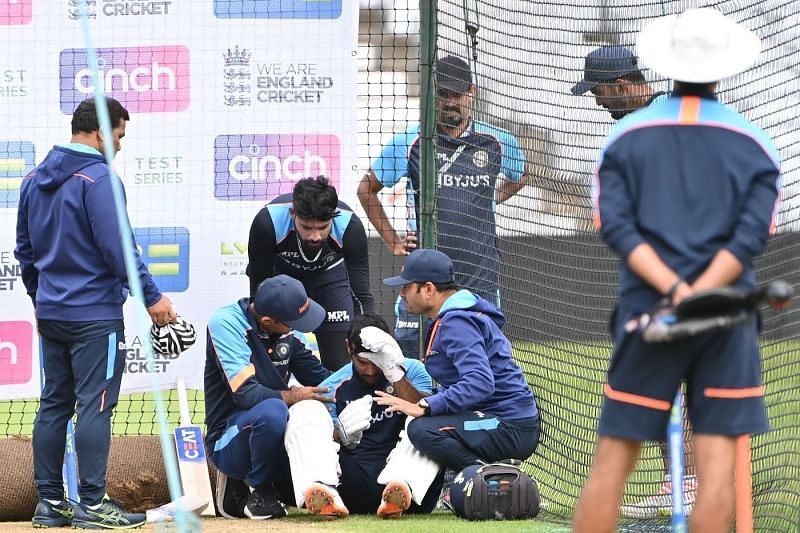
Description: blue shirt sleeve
497,130,525,183
371,125,419,188
403,358,433,394
319,364,354,425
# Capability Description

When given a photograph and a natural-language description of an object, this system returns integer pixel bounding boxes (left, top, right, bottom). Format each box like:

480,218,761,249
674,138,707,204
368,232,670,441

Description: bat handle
746,280,794,310
176,377,191,427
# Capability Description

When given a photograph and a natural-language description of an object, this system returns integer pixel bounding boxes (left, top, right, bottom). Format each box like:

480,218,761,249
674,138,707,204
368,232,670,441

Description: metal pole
418,0,437,251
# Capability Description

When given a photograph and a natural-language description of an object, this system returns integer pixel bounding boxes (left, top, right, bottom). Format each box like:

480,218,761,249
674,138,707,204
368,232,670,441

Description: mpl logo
59,45,190,114
0,141,35,208
214,0,341,19
0,321,33,386
0,0,33,25
133,226,190,292
214,134,340,201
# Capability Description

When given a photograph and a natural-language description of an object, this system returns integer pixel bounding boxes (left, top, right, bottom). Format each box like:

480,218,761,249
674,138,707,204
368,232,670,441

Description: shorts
598,309,769,441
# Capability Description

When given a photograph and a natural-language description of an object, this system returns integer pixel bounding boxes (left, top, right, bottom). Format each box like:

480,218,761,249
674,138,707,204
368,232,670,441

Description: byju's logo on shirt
214,134,340,201
133,227,190,292
0,0,33,25
0,321,33,386
59,46,190,113
0,141,35,208
214,0,341,19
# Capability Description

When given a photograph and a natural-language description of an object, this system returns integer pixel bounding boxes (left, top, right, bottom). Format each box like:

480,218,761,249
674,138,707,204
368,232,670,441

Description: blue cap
571,46,640,95
254,275,325,332
383,249,455,287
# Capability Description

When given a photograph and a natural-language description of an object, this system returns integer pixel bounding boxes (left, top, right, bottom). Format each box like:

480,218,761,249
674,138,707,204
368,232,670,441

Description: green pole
418,0,437,251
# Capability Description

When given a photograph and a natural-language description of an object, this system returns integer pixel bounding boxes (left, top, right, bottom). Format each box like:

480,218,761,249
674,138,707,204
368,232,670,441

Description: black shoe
72,498,146,529
244,488,287,520
32,499,74,528
215,471,249,519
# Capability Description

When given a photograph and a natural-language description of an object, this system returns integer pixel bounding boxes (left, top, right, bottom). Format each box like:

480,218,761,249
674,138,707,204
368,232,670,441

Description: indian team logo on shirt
0,141,35,208
133,227,190,292
473,150,489,169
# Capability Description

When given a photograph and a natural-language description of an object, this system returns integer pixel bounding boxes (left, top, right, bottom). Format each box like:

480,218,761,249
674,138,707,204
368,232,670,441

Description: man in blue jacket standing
374,249,540,515
15,97,176,529
573,8,780,533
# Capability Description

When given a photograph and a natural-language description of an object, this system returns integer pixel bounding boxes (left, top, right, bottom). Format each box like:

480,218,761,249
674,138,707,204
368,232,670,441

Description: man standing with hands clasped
573,8,781,533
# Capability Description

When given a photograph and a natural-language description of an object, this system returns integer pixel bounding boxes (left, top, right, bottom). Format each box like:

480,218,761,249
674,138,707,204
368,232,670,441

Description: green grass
2,339,799,529
287,512,570,532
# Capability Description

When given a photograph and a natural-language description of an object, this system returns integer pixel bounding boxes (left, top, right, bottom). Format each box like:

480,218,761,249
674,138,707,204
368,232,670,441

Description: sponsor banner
0,320,36,400
133,226,190,292
214,0,342,19
0,249,22,292
0,0,32,25
59,45,190,114
0,141,35,208
214,134,340,201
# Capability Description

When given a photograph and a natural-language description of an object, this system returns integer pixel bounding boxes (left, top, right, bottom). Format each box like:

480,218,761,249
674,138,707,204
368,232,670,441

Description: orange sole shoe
304,483,349,518
377,480,412,519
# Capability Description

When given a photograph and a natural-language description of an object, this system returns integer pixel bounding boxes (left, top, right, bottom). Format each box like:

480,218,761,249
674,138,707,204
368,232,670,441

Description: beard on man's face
437,105,465,129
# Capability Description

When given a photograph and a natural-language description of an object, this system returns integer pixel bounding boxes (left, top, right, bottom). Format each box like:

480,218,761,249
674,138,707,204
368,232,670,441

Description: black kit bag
449,463,540,520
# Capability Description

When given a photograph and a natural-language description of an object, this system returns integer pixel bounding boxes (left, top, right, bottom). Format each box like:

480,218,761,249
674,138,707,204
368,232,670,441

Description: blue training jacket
15,145,161,320
423,290,538,421
594,90,781,314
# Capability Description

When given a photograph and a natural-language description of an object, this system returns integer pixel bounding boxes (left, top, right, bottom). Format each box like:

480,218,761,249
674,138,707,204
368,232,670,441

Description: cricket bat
174,377,215,517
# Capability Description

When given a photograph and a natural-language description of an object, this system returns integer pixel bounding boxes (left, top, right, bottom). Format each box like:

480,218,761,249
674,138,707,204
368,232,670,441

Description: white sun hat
636,7,761,83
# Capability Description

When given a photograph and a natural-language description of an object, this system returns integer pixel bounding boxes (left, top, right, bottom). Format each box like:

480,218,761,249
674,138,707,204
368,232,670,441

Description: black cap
437,55,473,93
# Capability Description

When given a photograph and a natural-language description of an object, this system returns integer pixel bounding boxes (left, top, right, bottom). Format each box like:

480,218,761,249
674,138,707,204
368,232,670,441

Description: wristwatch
418,398,431,417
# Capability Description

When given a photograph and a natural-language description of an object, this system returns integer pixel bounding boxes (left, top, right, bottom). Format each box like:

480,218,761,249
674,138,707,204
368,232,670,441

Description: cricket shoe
620,475,697,519
377,480,412,519
244,487,287,520
304,483,349,518
32,499,74,528
72,497,146,529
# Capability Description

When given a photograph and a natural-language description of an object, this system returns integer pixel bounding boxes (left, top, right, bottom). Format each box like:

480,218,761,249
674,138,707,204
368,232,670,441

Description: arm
391,358,433,403
342,215,375,313
357,172,416,255
14,177,37,305
424,315,495,416
207,311,284,409
495,130,527,204
85,173,167,313
246,207,277,297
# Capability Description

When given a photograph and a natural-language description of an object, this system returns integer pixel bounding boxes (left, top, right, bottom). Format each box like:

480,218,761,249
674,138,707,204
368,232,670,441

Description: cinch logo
214,134,340,201
0,141,35,208
0,321,33,386
133,227,190,292
59,45,190,114
0,0,33,25
214,0,341,19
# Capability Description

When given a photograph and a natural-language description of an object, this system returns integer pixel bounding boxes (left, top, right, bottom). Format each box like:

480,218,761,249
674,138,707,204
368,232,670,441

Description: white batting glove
336,395,373,449
358,326,406,383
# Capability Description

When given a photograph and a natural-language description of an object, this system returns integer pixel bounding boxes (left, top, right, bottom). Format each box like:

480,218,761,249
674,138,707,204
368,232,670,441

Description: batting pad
284,400,341,508
377,418,441,505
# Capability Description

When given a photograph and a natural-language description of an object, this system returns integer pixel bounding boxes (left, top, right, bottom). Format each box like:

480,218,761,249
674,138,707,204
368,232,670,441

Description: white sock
45,499,62,506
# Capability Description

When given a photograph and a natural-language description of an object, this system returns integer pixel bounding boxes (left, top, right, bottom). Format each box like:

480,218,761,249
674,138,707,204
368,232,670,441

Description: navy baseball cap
437,55,473,93
254,275,325,332
571,46,640,95
383,249,455,287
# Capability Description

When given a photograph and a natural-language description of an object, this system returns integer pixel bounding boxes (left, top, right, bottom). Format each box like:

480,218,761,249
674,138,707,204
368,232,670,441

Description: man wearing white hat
573,8,781,533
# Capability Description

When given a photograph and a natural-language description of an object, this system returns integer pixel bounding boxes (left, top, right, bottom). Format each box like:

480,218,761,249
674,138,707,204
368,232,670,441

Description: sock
86,503,102,510
45,499,62,506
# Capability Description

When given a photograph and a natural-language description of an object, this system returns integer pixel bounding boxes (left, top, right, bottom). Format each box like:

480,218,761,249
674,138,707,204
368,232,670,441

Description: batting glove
358,326,406,383
336,395,373,449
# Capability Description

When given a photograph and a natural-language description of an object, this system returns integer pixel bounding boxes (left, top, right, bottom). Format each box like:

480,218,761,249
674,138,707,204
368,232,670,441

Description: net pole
418,0,438,252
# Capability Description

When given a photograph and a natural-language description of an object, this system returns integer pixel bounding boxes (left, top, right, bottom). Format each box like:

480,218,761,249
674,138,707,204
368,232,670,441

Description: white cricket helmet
150,315,197,356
